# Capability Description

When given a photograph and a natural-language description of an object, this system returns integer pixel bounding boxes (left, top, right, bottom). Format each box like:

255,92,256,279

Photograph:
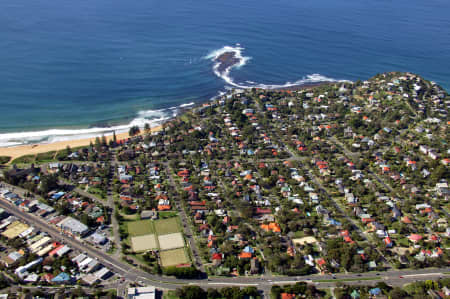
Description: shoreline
0,81,333,163
0,126,163,164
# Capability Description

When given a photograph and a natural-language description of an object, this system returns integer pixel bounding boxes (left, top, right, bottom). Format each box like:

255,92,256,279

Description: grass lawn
127,219,155,237
160,248,189,267
398,237,409,247
0,156,11,165
154,217,180,235
35,151,57,163
87,187,107,200
12,154,36,165
163,290,180,299
122,214,140,220
159,211,179,218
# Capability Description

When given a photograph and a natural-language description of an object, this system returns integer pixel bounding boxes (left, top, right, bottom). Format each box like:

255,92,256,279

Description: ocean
1,0,449,146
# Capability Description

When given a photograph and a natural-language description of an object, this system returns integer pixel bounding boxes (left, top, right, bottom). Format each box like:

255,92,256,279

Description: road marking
403,273,443,278
208,282,259,286
268,280,298,284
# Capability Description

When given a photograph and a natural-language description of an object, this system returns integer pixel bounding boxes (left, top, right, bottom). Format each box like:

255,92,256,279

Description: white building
128,286,156,299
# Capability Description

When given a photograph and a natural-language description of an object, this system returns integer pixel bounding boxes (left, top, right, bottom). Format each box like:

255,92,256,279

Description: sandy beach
0,126,163,163
0,82,330,165
0,82,328,164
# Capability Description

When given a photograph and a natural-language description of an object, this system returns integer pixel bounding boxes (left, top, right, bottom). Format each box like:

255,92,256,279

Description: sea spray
206,45,348,89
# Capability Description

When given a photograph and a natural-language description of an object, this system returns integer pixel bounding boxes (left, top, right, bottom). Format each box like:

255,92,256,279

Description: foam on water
1,45,348,148
0,99,203,147
206,45,349,89
205,45,252,87
179,102,195,108
0,108,173,147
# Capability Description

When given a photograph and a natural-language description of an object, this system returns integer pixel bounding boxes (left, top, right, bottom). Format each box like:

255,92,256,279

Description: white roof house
128,286,156,299
57,217,88,235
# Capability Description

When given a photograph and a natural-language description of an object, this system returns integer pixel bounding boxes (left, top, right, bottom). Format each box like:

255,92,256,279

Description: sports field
131,234,158,252
158,232,184,250
160,248,189,267
154,217,180,235
124,216,190,267
2,221,30,239
127,219,154,237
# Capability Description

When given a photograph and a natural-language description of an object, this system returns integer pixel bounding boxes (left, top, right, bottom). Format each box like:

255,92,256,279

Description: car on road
399,276,404,278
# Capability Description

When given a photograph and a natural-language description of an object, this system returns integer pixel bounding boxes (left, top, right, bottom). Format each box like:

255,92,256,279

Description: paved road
329,136,396,195
330,136,450,221
1,182,449,297
283,145,393,268
0,195,184,290
164,162,205,272
58,180,111,208
107,160,122,259
1,196,449,294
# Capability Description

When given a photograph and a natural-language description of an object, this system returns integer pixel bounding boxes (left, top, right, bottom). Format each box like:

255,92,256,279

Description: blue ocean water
1,0,449,145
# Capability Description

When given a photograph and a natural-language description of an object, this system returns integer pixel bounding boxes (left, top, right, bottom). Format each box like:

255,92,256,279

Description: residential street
0,182,448,297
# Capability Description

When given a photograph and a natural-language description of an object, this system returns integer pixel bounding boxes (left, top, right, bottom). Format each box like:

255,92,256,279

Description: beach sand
0,82,329,164
0,126,163,163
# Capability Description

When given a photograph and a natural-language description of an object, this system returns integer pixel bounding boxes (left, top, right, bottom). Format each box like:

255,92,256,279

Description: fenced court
124,216,190,267
158,232,184,250
131,234,158,252
160,248,189,267
127,219,154,236
154,217,180,235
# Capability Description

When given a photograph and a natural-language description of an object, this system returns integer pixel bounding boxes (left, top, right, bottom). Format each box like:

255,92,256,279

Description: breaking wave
205,45,251,87
205,44,348,89
0,102,194,147
1,45,348,148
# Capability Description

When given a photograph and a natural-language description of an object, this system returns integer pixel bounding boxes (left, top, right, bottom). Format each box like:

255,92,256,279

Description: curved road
0,195,449,295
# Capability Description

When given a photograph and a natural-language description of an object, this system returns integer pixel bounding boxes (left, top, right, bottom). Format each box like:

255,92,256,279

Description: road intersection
0,190,448,296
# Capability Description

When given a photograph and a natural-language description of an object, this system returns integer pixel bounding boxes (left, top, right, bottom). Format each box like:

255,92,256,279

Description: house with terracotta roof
260,222,281,233
384,237,393,247
408,234,423,243
212,253,223,266
238,252,252,259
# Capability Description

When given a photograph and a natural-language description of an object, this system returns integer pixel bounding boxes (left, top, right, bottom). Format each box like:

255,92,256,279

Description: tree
101,135,107,146
95,137,102,151
271,285,282,299
163,266,200,278
175,286,206,299
389,287,409,299
220,287,242,299
40,174,59,194
129,126,140,136
431,165,447,184
241,286,259,297
206,288,221,298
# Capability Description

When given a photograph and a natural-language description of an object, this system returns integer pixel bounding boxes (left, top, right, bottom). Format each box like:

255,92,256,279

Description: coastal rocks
214,52,241,74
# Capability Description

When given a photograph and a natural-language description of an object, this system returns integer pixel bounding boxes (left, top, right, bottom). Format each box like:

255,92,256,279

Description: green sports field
127,219,154,236
154,217,180,235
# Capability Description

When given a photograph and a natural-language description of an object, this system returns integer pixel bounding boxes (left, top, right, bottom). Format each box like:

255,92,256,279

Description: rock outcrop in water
214,52,240,74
